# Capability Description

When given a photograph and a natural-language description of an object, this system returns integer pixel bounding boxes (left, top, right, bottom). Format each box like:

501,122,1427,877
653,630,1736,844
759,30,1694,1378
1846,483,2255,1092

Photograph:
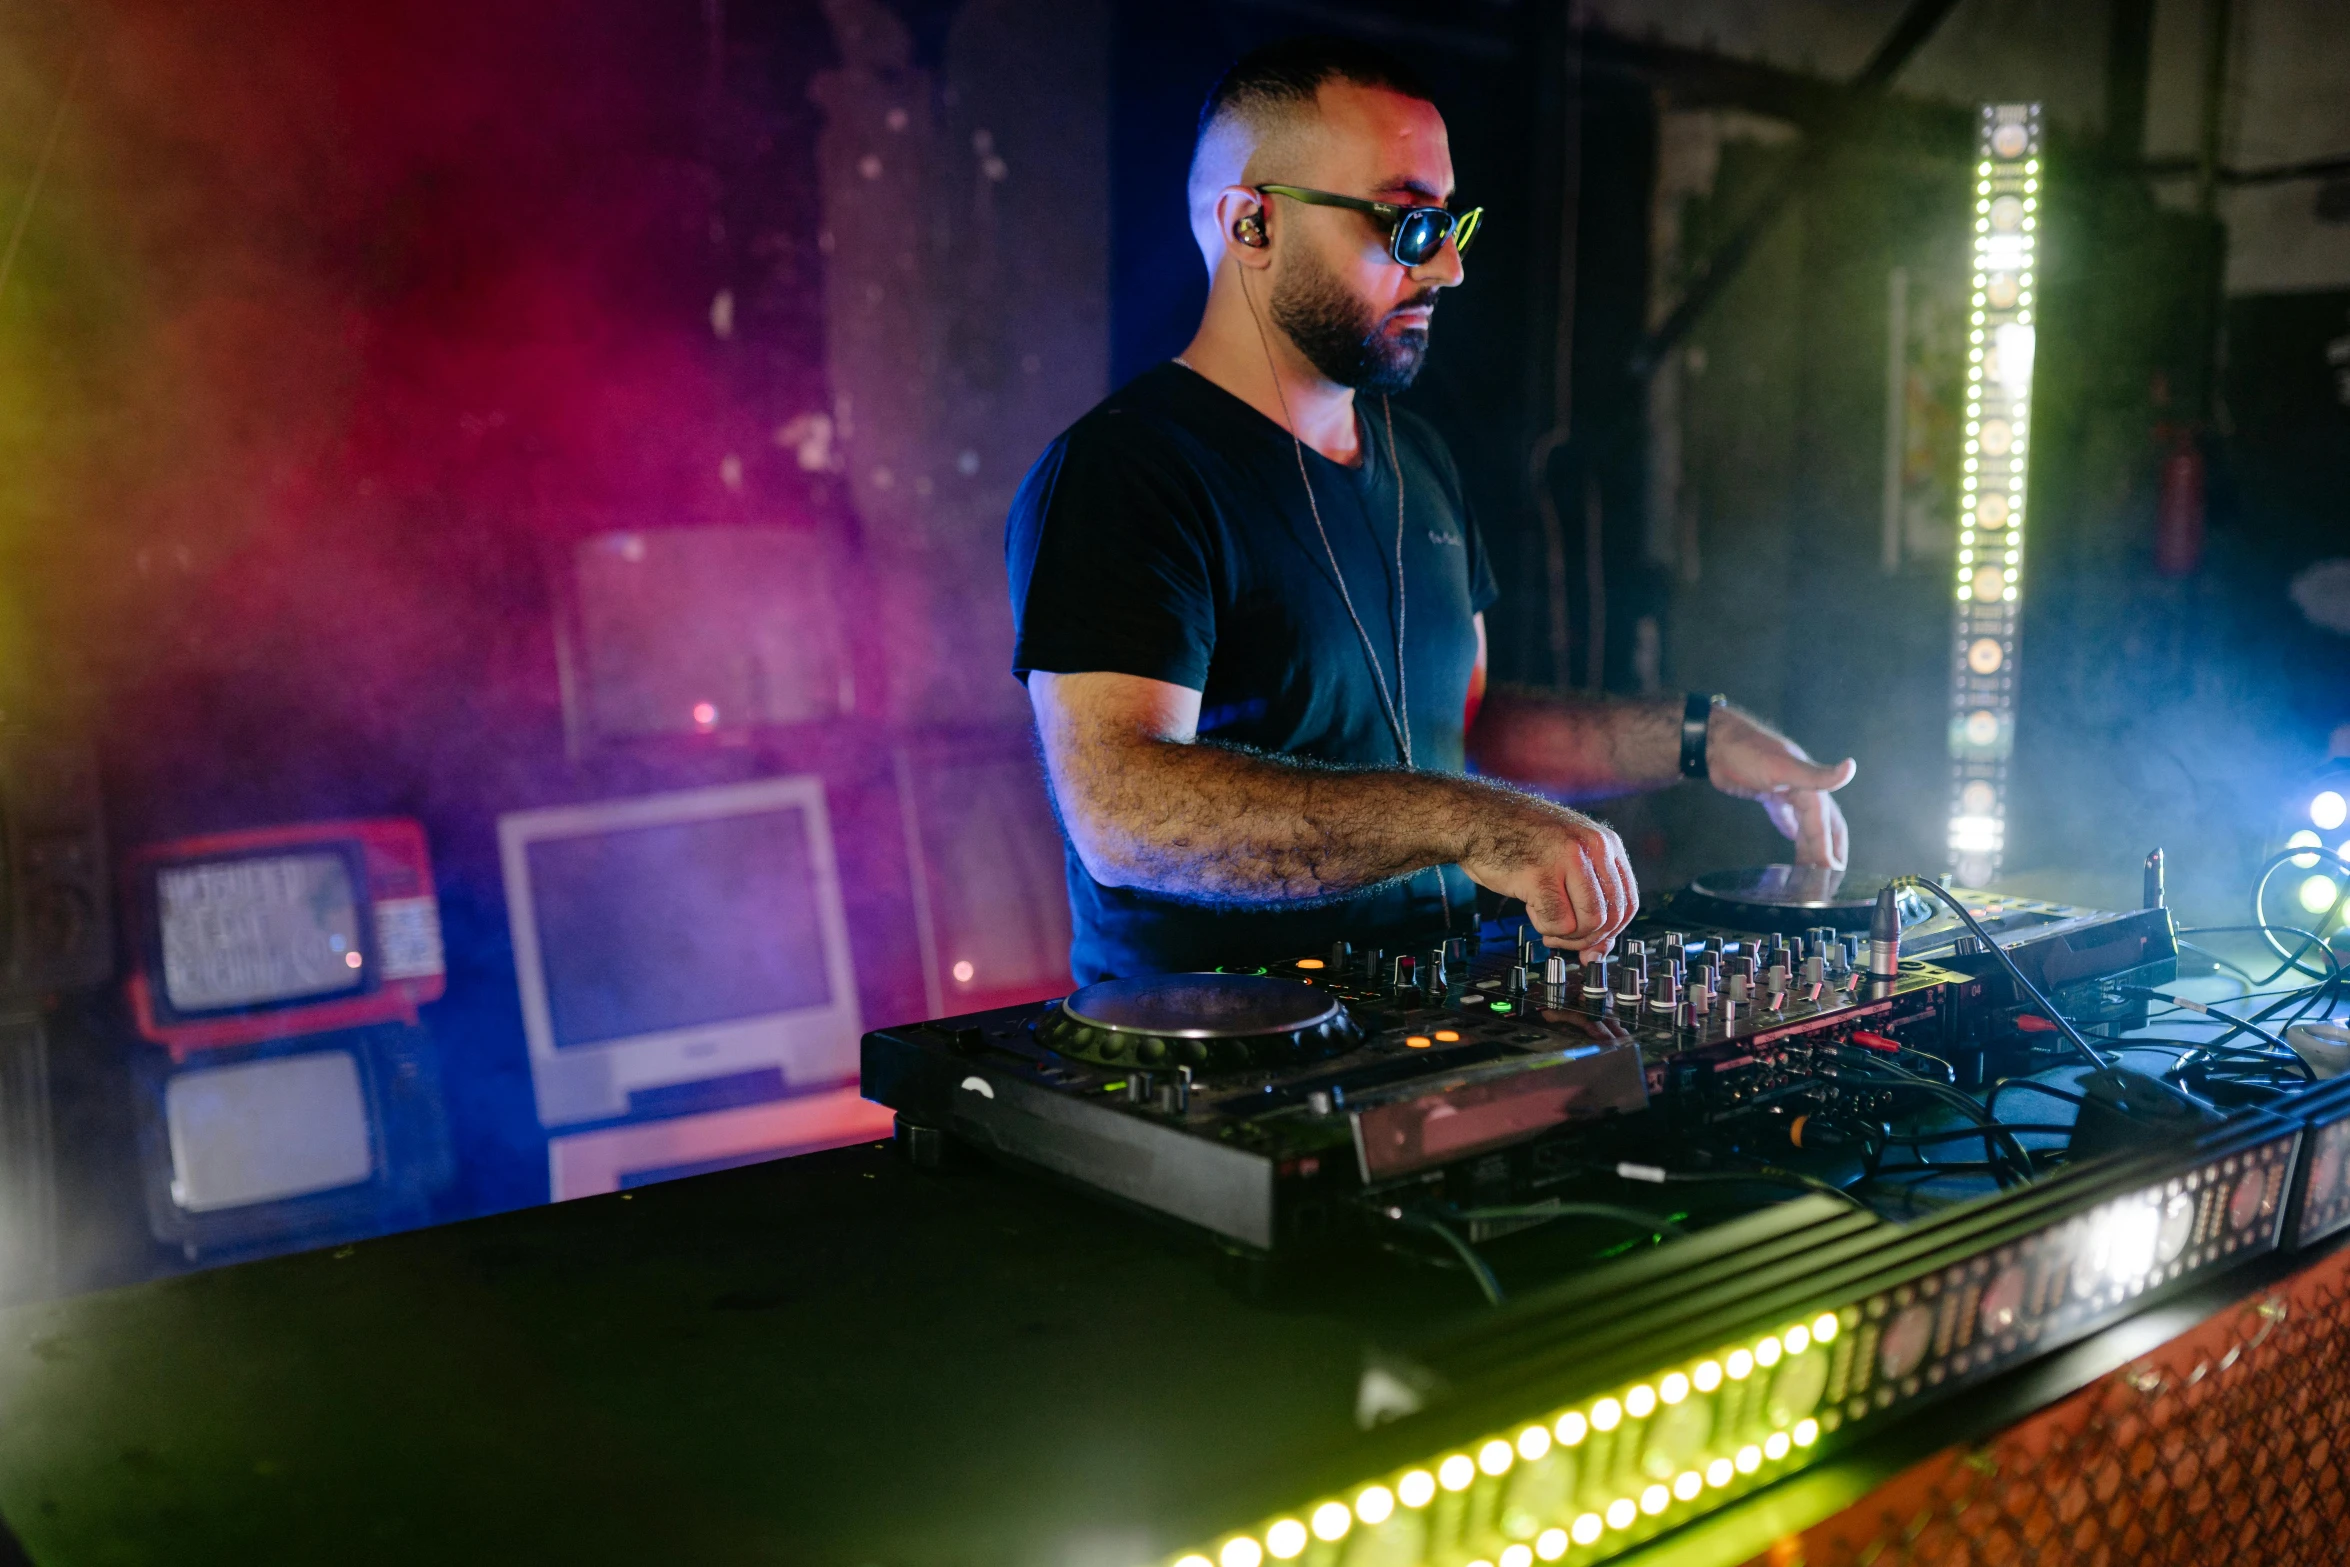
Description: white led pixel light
1948,103,2042,890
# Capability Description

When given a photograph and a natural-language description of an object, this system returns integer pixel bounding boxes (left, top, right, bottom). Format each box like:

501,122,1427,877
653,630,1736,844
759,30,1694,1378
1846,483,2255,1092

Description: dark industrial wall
1,0,1107,1293
1636,91,2350,915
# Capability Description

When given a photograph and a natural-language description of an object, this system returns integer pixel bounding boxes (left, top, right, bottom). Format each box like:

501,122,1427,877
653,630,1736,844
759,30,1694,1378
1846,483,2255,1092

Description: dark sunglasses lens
1393,208,1452,266
1453,208,1483,254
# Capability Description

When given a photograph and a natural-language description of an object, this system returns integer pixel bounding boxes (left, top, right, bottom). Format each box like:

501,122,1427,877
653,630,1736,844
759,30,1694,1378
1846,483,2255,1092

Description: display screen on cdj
525,806,834,1050
158,852,367,1012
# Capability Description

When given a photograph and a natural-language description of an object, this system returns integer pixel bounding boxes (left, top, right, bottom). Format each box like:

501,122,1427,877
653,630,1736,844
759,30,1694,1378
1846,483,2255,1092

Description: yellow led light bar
1157,1117,2298,1567
1173,1317,1840,1567
1947,103,2041,890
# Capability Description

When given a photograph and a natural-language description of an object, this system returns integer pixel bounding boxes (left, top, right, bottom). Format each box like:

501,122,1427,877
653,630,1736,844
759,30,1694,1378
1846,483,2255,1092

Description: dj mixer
859,862,2350,1567
861,867,2166,1257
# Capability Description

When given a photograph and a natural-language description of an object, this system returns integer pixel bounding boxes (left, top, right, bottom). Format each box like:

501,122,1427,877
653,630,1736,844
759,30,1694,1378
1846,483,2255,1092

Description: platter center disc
1679,865,1932,933
1063,972,1339,1038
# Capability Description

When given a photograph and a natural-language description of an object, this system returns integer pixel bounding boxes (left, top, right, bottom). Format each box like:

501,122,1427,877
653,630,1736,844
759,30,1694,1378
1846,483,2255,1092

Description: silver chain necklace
1234,285,1413,769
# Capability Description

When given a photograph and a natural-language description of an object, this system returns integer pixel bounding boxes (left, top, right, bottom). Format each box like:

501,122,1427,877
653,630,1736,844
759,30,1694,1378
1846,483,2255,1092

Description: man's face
1263,82,1464,393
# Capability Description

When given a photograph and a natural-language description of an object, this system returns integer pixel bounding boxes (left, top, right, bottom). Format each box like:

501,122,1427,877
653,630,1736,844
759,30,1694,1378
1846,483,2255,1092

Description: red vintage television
123,818,447,1057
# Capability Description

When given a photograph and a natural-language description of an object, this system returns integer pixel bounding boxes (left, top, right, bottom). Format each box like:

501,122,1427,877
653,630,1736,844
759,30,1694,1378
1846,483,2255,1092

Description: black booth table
0,1139,1465,1567
0,1132,2339,1567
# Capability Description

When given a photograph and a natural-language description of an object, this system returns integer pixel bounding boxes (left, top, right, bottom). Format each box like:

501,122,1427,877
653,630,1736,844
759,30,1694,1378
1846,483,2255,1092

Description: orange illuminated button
1405,1035,1433,1049
1433,1029,1461,1043
1295,958,1326,970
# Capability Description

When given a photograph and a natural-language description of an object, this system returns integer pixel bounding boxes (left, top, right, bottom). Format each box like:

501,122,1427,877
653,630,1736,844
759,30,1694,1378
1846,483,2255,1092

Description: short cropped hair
1186,36,1435,264
1196,35,1433,149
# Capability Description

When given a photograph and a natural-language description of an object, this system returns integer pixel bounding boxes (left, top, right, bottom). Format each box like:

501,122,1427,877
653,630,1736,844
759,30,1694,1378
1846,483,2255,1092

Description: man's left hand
1705,707,1855,870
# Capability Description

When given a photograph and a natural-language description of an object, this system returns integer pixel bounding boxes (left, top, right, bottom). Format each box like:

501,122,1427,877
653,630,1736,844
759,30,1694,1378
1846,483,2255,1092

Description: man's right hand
1459,795,1638,957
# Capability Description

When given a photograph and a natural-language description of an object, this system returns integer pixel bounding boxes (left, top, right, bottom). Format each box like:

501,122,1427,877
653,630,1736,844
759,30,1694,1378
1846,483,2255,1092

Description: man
1006,37,1854,985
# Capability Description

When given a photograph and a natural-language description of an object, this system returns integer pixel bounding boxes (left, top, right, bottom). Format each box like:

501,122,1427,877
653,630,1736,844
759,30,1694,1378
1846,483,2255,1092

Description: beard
1268,249,1433,394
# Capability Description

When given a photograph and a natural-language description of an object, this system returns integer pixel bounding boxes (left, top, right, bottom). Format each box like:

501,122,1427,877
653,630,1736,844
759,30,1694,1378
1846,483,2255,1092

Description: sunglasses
1256,183,1485,268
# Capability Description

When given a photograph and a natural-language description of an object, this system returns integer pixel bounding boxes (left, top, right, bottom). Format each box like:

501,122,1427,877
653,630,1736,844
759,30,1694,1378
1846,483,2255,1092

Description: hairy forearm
1049,730,1548,904
1466,686,1682,800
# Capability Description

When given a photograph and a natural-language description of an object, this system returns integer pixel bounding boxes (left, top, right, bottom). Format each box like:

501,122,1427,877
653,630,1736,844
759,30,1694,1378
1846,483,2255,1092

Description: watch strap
1680,692,1723,780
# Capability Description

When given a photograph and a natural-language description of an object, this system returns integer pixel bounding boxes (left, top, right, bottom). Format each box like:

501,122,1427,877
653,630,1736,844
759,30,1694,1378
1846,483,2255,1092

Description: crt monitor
131,1023,457,1260
124,819,447,1055
499,776,864,1128
166,1049,375,1212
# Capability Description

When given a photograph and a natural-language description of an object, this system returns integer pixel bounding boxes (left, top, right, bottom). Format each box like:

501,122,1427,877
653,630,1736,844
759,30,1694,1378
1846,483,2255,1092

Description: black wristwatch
1680,692,1725,781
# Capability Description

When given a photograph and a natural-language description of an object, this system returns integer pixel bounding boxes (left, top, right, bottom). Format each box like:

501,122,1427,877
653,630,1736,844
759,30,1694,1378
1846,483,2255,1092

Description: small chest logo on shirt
1427,529,1464,548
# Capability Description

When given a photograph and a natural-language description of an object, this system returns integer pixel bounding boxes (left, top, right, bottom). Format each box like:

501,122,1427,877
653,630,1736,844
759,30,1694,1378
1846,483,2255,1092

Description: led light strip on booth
1158,1114,2297,1567
1947,103,2042,891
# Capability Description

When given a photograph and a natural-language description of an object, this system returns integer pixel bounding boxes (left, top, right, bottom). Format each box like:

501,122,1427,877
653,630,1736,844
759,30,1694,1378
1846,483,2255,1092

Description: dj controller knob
1422,947,1450,992
1516,929,1544,966
1661,930,1687,956
1647,973,1679,1016
1703,936,1725,955
1764,965,1789,996
1801,954,1825,985
1623,938,1646,963
1329,940,1353,968
1361,947,1385,982
1391,954,1417,993
1726,972,1752,1003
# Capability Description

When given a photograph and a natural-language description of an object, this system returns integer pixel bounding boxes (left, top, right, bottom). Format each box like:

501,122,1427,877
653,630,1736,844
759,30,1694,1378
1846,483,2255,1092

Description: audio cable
1887,875,2111,1071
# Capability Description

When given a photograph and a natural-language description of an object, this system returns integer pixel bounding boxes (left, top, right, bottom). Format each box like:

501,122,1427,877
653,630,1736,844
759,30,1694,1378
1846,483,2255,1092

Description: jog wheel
1676,866,1932,934
1035,972,1362,1075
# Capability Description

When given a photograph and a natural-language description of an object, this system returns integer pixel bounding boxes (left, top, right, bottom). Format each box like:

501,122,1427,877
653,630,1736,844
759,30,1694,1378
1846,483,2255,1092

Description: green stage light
2314,790,2347,831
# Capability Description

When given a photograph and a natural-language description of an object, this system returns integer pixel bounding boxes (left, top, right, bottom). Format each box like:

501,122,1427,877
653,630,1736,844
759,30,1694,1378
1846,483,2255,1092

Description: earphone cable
1238,267,1413,769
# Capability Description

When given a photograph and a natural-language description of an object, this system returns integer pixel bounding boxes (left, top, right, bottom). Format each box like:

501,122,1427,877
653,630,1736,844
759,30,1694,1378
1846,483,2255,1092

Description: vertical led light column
1947,104,2042,890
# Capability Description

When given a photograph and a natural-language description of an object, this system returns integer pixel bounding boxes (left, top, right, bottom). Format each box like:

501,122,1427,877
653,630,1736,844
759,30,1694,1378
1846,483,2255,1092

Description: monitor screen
158,851,365,1013
525,806,834,1050
165,1050,375,1212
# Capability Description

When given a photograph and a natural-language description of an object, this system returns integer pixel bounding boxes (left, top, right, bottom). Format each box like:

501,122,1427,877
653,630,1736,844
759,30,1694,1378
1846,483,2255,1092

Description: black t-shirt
1006,361,1500,983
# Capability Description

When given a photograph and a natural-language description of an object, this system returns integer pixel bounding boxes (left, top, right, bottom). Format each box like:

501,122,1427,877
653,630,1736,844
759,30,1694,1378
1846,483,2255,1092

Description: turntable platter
1676,866,1933,934
1036,972,1362,1074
